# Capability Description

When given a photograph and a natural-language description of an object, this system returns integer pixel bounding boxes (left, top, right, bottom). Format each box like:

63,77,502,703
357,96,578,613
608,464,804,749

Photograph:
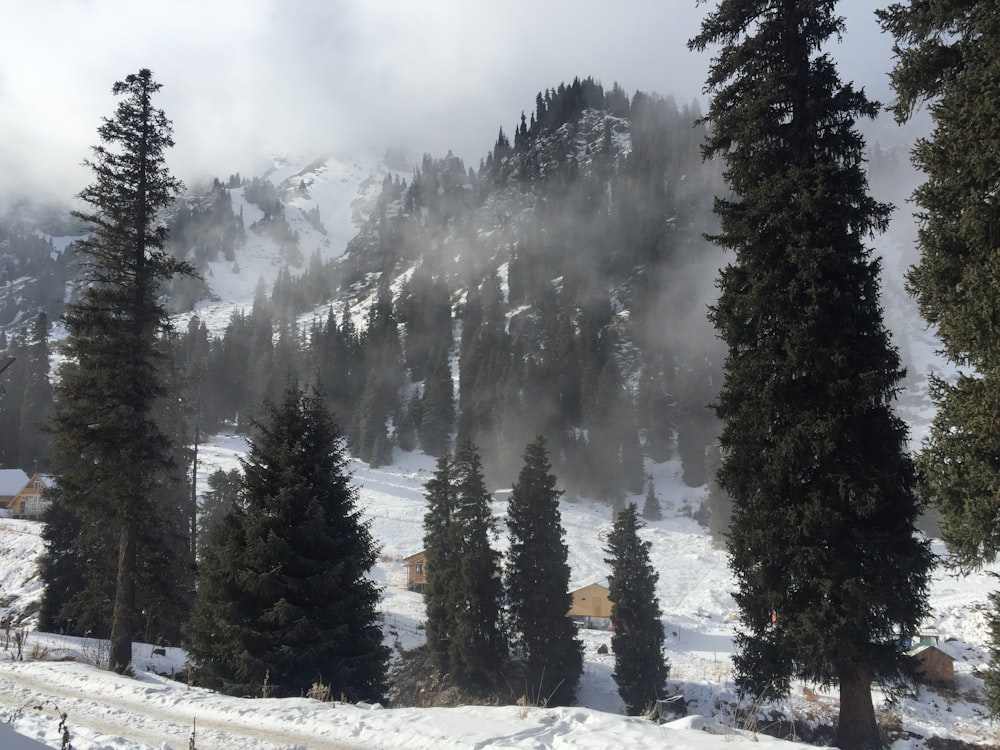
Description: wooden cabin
9,473,52,519
568,582,613,630
908,644,955,687
403,550,428,592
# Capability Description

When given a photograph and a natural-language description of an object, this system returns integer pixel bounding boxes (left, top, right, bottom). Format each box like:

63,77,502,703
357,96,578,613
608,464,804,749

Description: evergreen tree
42,69,193,673
641,478,662,522
184,383,389,701
691,4,934,746
418,345,455,457
879,0,1000,714
605,503,668,715
18,312,52,468
504,436,583,706
197,468,241,559
450,440,505,681
878,0,1000,568
421,440,504,685
422,453,460,672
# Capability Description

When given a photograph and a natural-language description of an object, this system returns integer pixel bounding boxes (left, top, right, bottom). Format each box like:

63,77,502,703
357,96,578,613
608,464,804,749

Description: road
0,661,363,750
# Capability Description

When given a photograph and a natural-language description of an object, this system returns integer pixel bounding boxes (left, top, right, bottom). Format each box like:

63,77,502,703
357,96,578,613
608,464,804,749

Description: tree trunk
109,521,136,674
835,668,881,750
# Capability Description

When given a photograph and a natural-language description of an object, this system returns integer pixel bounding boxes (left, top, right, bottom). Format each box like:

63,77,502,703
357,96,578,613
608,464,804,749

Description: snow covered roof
0,469,29,496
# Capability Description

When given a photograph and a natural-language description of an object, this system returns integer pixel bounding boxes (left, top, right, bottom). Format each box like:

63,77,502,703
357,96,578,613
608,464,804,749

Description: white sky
0,0,899,206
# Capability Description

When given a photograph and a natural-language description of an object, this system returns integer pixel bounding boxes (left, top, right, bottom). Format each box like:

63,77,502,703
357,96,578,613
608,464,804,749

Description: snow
0,440,997,749
3,144,994,749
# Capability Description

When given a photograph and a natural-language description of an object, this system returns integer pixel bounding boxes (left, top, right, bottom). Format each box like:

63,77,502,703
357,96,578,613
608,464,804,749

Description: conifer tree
18,312,52,467
42,69,194,673
641,478,662,522
450,440,505,681
197,468,240,559
691,4,934,746
879,0,1000,713
605,503,668,715
504,436,583,706
184,383,389,701
422,440,504,685
418,345,455,457
422,453,460,672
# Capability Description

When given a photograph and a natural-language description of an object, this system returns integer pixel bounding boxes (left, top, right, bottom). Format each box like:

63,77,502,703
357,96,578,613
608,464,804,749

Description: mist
0,0,909,210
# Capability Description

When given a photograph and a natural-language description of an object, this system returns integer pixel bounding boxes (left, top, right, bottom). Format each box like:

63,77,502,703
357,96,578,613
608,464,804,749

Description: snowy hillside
176,149,406,334
0,439,996,749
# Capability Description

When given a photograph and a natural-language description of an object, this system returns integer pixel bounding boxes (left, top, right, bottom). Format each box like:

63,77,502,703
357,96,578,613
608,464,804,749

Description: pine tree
605,503,668,715
641,478,662,522
422,453,460,672
450,440,505,681
18,312,52,468
878,1,1000,567
690,4,934,746
418,345,455,457
184,383,389,701
197,468,241,559
42,69,193,673
879,0,1000,714
421,440,504,685
504,436,583,706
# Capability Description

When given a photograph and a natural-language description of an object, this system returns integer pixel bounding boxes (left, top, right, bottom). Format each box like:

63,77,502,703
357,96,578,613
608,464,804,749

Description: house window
26,495,47,514
415,563,424,576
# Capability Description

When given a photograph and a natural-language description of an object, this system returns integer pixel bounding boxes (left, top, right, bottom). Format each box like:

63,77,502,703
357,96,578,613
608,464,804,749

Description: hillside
0,442,995,748
0,76,984,748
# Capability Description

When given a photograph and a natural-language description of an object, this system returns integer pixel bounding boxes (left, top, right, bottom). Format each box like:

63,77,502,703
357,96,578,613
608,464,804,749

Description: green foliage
197,468,241,560
605,503,668,715
41,69,193,672
879,0,1000,568
504,436,583,706
422,440,505,685
691,3,934,745
880,0,1000,714
185,383,389,701
418,345,455,457
641,478,662,522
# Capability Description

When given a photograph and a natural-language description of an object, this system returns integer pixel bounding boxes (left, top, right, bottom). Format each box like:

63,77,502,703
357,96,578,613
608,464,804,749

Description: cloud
0,0,902,206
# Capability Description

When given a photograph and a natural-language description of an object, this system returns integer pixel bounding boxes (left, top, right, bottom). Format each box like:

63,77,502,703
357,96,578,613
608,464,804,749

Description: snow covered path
0,661,359,750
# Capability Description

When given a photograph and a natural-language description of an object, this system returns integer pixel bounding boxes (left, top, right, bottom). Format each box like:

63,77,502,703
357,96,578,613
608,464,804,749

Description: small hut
568,582,613,630
403,550,427,592
908,644,955,687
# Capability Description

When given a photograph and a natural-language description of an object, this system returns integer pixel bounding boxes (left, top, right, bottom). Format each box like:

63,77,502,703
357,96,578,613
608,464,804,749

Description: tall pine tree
42,69,193,673
504,436,582,706
879,0,1000,712
605,502,668,715
690,4,933,747
184,383,389,701
422,440,504,685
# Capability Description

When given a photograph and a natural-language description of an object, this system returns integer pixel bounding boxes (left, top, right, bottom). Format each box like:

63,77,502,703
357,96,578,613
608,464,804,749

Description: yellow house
9,473,52,519
568,582,613,630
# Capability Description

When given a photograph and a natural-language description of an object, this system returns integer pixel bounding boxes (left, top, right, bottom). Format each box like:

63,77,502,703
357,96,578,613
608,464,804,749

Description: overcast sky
0,0,904,207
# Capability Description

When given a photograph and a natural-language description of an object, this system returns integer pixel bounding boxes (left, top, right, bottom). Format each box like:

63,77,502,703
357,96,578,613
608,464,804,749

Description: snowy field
0,440,997,749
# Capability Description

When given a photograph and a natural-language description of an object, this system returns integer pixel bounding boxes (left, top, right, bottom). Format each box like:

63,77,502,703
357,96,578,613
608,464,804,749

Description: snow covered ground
0,442,997,749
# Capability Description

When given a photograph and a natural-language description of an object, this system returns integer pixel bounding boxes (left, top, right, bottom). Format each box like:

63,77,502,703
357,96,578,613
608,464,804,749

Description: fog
0,0,906,208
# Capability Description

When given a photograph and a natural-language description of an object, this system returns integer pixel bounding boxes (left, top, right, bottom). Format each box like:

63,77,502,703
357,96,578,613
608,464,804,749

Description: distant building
9,473,53,519
568,582,612,630
908,643,955,687
403,550,427,592
0,469,30,511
